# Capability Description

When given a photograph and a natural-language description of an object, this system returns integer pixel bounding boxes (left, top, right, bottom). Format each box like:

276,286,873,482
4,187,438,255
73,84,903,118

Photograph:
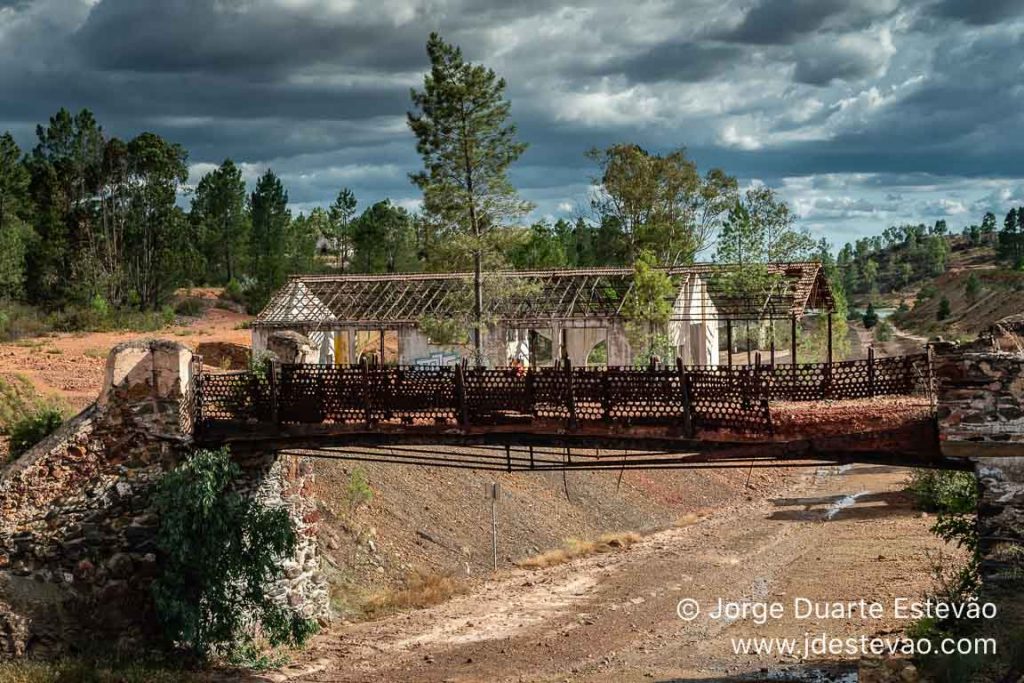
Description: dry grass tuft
363,570,467,616
517,531,642,570
675,512,703,527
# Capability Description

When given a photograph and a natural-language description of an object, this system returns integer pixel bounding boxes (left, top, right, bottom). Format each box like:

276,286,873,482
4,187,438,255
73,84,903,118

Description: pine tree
0,133,30,298
191,160,249,284
408,33,532,360
327,188,357,271
248,170,290,310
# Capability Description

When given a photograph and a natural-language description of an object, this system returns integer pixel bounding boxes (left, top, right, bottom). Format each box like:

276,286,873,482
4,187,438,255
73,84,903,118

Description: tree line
0,33,823,353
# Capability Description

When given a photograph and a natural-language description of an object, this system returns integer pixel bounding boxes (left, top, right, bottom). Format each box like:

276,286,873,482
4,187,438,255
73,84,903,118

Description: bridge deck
187,356,963,469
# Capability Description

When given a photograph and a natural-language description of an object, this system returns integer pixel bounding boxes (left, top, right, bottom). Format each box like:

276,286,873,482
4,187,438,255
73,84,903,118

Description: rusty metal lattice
193,354,931,438
254,262,835,329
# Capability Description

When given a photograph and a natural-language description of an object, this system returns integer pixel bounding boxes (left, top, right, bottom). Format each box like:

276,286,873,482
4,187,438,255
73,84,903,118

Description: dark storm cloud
724,0,854,44
2,0,1024,244
611,42,746,83
926,0,1024,25
74,0,432,73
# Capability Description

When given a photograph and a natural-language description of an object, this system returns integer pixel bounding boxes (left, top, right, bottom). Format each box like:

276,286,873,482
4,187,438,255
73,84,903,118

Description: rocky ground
260,464,953,683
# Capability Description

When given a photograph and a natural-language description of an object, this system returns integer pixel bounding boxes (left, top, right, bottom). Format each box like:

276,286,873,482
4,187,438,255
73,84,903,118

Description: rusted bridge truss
187,353,964,470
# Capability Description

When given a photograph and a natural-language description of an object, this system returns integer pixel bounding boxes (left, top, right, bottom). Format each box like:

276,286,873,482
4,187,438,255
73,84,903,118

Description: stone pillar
607,322,633,367
233,452,328,622
976,457,1024,589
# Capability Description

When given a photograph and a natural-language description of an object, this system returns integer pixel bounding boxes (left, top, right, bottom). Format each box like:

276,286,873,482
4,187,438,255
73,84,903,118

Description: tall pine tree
249,170,290,310
408,33,531,360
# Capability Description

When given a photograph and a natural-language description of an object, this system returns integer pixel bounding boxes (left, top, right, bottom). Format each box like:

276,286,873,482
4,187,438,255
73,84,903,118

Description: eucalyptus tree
589,144,738,266
408,33,532,360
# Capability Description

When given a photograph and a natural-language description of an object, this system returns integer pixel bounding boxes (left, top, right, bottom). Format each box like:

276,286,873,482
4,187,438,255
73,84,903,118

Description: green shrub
346,467,373,510
90,294,111,319
8,407,64,459
907,470,976,514
937,296,952,320
174,297,206,317
0,374,63,434
918,283,938,301
907,469,980,621
874,319,893,342
0,301,53,341
151,448,316,661
223,279,245,304
862,303,879,329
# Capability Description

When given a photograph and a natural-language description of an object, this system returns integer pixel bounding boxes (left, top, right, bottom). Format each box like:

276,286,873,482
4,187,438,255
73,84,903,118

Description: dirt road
267,464,952,683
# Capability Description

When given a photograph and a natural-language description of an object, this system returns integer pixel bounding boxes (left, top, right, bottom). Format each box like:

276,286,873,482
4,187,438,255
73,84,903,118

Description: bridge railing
191,353,931,438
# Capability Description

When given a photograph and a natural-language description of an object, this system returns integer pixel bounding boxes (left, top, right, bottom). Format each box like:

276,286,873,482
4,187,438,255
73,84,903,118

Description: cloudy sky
2,0,1023,250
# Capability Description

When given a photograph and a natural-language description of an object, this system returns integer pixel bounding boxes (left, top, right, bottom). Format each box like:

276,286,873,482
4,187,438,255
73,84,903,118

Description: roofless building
252,262,835,367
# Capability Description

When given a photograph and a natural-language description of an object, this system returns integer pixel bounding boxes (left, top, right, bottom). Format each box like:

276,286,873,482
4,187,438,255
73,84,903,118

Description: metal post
726,319,733,367
791,315,798,398
565,357,577,430
825,312,834,400
489,482,499,571
360,357,372,426
868,346,876,398
677,357,693,438
790,315,797,367
826,312,834,365
268,358,279,425
455,363,468,426
379,329,385,365
770,322,776,367
745,321,752,365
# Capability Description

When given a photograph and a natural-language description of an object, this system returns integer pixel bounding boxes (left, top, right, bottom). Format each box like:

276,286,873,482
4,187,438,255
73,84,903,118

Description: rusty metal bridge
185,352,973,471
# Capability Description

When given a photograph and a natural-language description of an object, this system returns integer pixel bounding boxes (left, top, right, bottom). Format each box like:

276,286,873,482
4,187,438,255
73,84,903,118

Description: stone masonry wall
0,339,327,658
933,331,1024,595
933,338,1024,443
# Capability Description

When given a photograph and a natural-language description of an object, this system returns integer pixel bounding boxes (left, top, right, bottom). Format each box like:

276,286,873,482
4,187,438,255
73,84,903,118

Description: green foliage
350,200,419,273
964,272,982,302
862,303,878,329
937,296,952,320
417,315,469,347
836,220,951,299
346,467,373,510
223,278,244,304
191,159,249,285
248,170,291,312
408,33,532,358
631,334,674,368
509,220,571,269
174,297,206,317
326,188,358,272
8,406,64,459
874,318,893,342
907,469,980,610
908,470,977,514
622,251,674,356
590,145,737,266
0,657,190,683
151,448,314,661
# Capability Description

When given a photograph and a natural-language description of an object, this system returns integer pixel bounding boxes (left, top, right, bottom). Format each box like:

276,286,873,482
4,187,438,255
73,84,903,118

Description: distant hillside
837,208,1024,341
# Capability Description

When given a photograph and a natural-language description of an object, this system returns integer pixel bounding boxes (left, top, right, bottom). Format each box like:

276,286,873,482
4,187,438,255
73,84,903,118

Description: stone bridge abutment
0,339,326,658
